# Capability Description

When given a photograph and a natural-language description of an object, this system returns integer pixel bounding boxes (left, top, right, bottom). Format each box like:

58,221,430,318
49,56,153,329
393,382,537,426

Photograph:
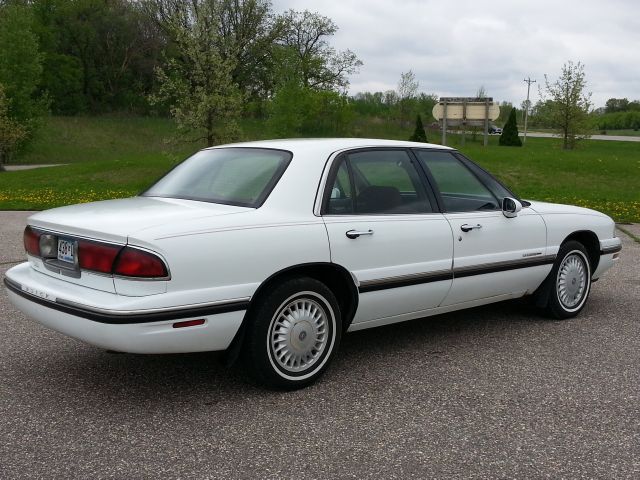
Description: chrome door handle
345,229,374,239
460,224,482,232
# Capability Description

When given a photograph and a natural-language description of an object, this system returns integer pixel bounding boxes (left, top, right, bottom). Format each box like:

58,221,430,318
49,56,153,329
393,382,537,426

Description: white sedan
4,139,622,388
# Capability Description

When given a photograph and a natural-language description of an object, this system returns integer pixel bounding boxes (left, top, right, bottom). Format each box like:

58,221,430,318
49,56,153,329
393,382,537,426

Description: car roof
206,138,453,159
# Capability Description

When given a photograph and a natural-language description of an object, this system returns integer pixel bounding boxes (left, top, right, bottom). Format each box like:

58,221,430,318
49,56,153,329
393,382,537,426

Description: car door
321,148,454,326
414,149,550,306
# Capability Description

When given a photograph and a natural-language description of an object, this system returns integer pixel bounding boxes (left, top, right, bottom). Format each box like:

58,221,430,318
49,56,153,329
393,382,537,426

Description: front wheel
242,277,342,389
538,240,592,319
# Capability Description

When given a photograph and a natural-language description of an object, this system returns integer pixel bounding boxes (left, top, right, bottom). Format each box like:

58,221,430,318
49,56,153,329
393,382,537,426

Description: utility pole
523,77,536,144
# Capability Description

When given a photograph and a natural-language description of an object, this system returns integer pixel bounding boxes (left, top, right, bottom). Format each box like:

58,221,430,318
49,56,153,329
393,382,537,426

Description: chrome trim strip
600,245,622,255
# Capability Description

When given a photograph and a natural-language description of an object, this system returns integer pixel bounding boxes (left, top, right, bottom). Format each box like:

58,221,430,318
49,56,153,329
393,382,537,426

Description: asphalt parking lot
1,212,639,479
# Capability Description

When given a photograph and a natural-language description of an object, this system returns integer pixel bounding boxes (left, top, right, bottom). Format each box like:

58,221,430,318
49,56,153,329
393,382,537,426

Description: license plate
57,238,75,264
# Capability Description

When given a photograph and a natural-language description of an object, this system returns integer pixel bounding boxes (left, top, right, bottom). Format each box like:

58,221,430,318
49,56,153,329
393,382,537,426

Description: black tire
242,277,342,389
536,240,592,319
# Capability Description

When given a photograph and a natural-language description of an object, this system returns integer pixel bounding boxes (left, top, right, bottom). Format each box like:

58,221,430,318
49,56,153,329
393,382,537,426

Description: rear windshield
143,148,292,208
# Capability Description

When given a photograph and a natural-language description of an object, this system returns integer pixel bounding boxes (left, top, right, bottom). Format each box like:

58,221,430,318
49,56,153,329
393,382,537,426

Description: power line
523,77,536,144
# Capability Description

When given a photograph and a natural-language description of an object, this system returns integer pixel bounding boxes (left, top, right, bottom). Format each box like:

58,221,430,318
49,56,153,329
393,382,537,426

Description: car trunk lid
25,196,251,294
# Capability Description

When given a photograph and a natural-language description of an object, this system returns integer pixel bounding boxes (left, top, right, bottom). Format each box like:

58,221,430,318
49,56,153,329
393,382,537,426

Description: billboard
432,97,500,146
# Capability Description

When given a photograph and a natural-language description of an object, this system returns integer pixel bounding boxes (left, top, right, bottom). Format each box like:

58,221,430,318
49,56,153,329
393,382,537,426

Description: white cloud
272,0,640,107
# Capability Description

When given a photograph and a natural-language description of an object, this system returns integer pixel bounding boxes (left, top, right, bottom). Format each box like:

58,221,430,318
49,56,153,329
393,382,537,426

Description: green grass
18,115,203,165
0,115,203,209
1,115,639,222
455,135,640,222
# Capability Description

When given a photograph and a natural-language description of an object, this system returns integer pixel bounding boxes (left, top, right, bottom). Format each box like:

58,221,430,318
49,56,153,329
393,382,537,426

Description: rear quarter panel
128,147,333,306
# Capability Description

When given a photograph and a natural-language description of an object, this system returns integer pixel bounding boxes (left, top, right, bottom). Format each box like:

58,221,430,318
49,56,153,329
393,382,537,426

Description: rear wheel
242,277,342,389
537,240,592,319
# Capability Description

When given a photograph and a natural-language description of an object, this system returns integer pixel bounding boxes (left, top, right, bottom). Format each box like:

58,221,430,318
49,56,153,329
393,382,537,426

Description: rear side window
325,150,433,215
143,148,291,208
415,150,499,212
326,160,354,214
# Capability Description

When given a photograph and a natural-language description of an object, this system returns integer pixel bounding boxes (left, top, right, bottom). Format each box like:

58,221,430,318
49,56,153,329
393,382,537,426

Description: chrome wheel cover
556,252,588,310
269,294,329,373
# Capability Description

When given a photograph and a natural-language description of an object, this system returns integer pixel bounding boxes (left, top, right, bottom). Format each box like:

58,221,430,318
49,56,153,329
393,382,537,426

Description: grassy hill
1,115,638,222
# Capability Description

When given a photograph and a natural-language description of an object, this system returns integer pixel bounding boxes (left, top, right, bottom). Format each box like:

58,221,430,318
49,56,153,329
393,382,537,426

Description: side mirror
502,197,522,218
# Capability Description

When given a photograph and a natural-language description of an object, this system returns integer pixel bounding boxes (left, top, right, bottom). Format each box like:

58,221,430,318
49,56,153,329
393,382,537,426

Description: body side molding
357,255,556,293
3,277,249,324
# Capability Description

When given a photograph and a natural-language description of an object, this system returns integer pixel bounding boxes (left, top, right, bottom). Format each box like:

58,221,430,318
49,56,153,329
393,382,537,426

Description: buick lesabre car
4,139,622,388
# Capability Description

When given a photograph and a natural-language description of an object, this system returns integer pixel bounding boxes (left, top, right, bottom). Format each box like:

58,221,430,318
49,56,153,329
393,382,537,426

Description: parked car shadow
28,299,551,403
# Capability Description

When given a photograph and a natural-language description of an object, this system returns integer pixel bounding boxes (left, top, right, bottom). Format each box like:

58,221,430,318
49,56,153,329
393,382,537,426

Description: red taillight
78,241,122,274
24,227,41,256
113,247,168,278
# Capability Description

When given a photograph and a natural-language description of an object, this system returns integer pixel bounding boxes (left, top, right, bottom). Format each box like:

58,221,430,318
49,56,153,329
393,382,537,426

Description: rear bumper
4,264,247,354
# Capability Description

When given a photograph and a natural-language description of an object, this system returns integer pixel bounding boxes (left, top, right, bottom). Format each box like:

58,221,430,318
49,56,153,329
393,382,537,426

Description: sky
272,0,640,108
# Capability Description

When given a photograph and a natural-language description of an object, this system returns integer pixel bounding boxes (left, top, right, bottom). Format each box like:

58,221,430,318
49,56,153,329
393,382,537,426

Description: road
1,212,639,479
523,131,640,142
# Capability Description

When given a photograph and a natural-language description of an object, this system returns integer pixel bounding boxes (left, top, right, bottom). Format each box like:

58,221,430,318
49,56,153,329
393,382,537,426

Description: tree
0,83,27,167
416,93,438,120
29,0,165,114
276,10,362,92
268,82,352,137
528,99,555,127
605,98,630,113
497,101,514,124
409,114,427,142
214,0,281,104
267,43,352,137
0,3,47,132
499,107,521,146
540,61,592,149
351,91,388,117
148,1,242,146
397,70,419,101
396,70,418,125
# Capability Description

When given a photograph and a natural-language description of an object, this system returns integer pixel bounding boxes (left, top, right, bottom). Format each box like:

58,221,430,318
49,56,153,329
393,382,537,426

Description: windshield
142,148,292,208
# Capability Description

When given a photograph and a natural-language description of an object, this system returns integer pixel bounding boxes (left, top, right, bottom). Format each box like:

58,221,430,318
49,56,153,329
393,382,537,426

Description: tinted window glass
326,160,354,214
143,148,291,208
455,154,515,203
346,150,432,214
415,150,499,212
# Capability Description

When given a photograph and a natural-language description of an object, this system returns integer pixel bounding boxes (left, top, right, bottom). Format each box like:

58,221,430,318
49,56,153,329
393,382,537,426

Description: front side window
455,153,516,204
143,148,291,208
415,150,499,212
325,150,433,215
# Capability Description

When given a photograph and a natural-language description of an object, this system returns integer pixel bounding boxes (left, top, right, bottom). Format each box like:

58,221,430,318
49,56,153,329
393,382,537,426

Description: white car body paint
4,139,621,354
442,209,549,305
324,213,454,323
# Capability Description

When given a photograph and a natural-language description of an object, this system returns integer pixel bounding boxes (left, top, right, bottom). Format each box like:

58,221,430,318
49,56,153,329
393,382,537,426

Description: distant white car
489,125,503,134
4,139,621,388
